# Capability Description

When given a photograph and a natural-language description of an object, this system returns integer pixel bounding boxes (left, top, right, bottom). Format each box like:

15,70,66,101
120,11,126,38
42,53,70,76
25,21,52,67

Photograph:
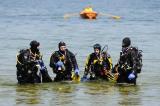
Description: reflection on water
82,81,116,95
15,82,79,105
80,81,142,106
117,84,141,106
51,82,77,106
16,84,42,105
3,78,142,106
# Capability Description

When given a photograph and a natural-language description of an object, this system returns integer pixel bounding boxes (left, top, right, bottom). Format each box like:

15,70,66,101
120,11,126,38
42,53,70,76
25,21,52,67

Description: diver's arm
68,51,79,70
49,52,58,69
84,54,92,76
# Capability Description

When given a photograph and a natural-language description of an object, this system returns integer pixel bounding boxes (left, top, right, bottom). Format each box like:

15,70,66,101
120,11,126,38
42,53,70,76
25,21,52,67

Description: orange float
80,7,98,19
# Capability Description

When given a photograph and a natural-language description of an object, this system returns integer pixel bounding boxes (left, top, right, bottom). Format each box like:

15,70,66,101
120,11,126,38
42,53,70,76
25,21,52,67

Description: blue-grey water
0,0,160,105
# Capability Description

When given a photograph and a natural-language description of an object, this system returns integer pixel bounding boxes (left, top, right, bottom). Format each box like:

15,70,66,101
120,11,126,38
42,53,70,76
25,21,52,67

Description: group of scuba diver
16,37,143,85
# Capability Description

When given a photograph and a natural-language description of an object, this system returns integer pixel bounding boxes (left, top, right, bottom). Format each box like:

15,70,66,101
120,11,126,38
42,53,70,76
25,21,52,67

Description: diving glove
56,61,63,67
81,75,88,81
128,71,135,80
75,68,80,76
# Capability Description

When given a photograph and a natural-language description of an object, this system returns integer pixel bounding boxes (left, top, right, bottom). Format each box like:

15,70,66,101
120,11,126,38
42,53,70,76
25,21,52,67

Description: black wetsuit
84,52,112,80
16,49,52,84
116,46,138,84
50,49,78,81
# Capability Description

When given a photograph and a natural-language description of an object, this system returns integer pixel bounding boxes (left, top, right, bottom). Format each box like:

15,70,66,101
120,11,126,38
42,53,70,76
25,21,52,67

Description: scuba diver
82,44,113,81
16,40,52,84
113,37,143,85
50,41,80,82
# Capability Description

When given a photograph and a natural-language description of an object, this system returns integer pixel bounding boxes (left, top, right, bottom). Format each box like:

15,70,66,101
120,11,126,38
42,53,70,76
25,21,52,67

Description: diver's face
31,45,39,51
60,46,66,52
94,49,100,55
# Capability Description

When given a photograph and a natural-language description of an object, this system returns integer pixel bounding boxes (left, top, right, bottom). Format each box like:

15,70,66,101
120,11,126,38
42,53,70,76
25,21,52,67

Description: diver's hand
55,61,63,67
81,75,87,81
75,68,80,76
128,71,135,80
81,75,88,81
